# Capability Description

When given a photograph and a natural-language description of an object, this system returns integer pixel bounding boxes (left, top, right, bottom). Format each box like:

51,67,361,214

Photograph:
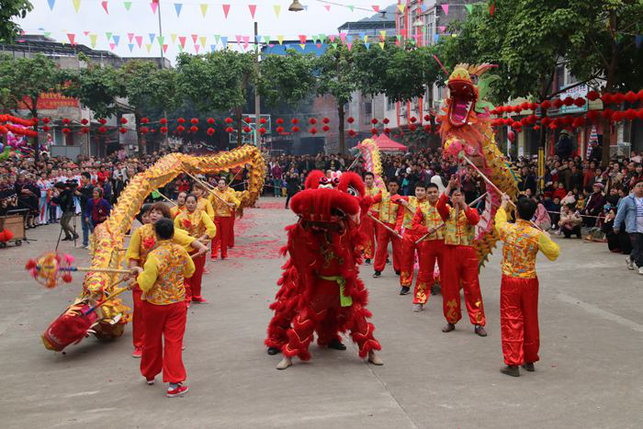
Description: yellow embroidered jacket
137,240,195,305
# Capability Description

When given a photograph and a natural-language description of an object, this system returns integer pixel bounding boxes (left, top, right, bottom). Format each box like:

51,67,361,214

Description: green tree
177,50,255,146
0,0,32,43
315,43,359,154
258,51,316,107
0,53,60,160
565,0,643,165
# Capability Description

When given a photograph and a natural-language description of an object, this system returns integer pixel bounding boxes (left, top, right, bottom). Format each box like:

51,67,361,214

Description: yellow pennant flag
380,30,386,39
89,34,97,48
199,36,207,47
200,4,208,17
300,44,306,50
398,4,405,13
273,4,281,18
146,43,152,53
278,35,284,45
171,33,177,43
379,42,385,50
73,0,81,13
364,35,368,43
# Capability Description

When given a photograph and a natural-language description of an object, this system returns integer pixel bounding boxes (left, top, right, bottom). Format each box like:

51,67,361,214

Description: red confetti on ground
226,208,286,260
258,201,286,210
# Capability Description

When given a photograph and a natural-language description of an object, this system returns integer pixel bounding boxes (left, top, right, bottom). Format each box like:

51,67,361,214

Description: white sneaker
626,258,635,270
638,267,643,275
413,303,423,312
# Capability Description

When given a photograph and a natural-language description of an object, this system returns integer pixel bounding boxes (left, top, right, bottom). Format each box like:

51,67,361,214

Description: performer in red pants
372,179,403,278
210,178,240,260
437,179,487,337
495,194,560,377
407,183,445,310
174,194,216,304
359,172,382,265
134,219,195,397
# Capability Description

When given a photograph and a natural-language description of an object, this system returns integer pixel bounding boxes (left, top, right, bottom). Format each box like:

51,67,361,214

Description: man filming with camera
52,180,79,242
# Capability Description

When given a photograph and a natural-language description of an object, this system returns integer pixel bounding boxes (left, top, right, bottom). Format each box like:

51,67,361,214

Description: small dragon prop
440,63,519,266
41,146,265,351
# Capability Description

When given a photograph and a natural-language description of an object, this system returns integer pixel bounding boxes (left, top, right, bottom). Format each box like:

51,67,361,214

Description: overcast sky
15,0,389,62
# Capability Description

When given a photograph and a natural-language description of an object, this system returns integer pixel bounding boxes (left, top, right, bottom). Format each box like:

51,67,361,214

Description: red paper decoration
141,117,149,124
310,127,317,135
260,118,267,124
291,118,299,124
98,126,107,133
177,125,185,133
160,126,168,133
410,116,417,123
225,117,233,124
81,127,89,134
348,129,356,137
276,118,284,124
244,117,252,124
625,91,638,104
292,126,300,132
424,115,431,122
384,127,391,134
371,118,378,125
541,100,552,110
322,117,330,124
42,125,50,132
225,126,234,133
587,91,600,101
309,118,317,125
322,125,330,132
160,118,168,125
119,127,127,134
120,117,128,124
207,127,215,135
140,126,149,134
190,126,198,133
42,117,51,124
62,128,71,134
243,126,252,133
383,118,390,124
347,117,354,124
190,118,198,125
371,128,378,135
62,118,70,125
424,125,432,132
409,124,417,132
177,118,185,124
259,127,267,135
553,99,563,109
276,126,284,133
80,118,89,125
207,117,215,124
601,93,613,105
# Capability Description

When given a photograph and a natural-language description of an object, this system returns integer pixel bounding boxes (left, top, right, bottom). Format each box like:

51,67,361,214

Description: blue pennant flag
174,3,182,17
434,34,440,43
255,35,262,44
128,43,134,52
149,33,156,44
365,42,370,50
210,44,216,52
113,35,120,46
220,36,228,48
47,0,56,10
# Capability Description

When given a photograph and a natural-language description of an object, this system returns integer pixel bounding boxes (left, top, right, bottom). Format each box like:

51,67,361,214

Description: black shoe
364,259,371,265
267,347,280,355
442,323,456,333
328,338,347,350
474,325,488,337
500,365,520,377
73,233,79,239
395,270,401,276
399,286,410,295
522,362,535,372
372,271,381,278
431,284,441,295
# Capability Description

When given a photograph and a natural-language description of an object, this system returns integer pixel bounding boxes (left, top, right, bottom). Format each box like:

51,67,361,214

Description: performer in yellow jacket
208,177,240,260
495,194,560,377
134,218,195,397
174,194,216,304
170,191,188,219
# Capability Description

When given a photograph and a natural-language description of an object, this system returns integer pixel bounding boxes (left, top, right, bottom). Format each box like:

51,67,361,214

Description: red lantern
309,118,317,125
190,126,198,133
410,116,417,123
601,93,613,105
98,126,107,133
207,117,215,124
347,129,356,137
541,100,552,110
141,117,149,124
276,126,284,133
574,98,586,107
291,118,299,124
42,117,51,124
244,117,252,124
160,118,168,125
409,124,417,132
190,118,198,125
259,127,267,135
613,92,625,104
602,109,613,119
42,125,50,132
160,126,168,133
80,118,89,125
120,117,128,124
529,102,539,110
637,109,643,120
79,127,88,134
586,110,600,121
62,128,71,134
625,109,637,121
119,127,127,134
587,91,600,101
347,117,354,124
383,118,390,124
260,118,267,124
310,127,317,135
371,128,378,135
625,91,638,104
424,125,431,133
424,114,431,122
225,126,234,133
563,97,574,107
371,118,378,125
177,125,185,133
140,126,149,134
612,111,623,122
533,125,541,131
292,126,300,132
322,125,330,132
62,118,70,125
322,117,330,124
177,118,185,124
384,127,391,134
243,126,251,133
520,102,529,110
553,99,563,109
207,127,215,135
225,117,233,124
276,118,284,124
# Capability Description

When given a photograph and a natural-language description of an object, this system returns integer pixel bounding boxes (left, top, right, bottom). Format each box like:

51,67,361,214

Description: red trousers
373,222,402,273
132,286,144,349
212,216,233,259
359,215,377,260
500,275,540,366
185,253,205,300
140,301,187,384
441,245,485,326
401,239,445,305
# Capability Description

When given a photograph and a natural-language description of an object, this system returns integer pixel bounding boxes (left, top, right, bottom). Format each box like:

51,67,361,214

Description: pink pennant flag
135,35,143,47
179,36,187,48
195,44,200,53
83,31,89,36
439,26,446,33
127,33,134,43
346,42,353,51
150,1,158,14
235,35,242,45
329,35,336,42
163,44,168,53
298,34,307,44
324,5,330,11
222,4,230,18
339,33,347,43
109,42,116,50
248,4,256,19
400,28,407,38
242,35,250,50
441,4,449,15
191,34,198,44
67,33,76,45
102,1,108,14
372,5,379,13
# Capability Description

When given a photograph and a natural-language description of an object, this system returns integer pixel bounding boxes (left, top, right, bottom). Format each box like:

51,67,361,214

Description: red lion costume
265,170,383,370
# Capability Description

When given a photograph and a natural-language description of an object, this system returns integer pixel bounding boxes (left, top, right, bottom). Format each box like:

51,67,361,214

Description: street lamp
288,1,305,12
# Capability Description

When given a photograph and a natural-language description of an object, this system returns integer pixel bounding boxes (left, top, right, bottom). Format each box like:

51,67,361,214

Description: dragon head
446,65,479,127
291,170,365,226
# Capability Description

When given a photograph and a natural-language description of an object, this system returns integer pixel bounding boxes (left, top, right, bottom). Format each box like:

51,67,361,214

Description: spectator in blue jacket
614,180,643,274
85,187,112,235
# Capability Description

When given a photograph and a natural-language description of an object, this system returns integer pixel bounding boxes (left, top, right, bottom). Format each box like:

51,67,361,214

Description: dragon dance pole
346,153,362,171
367,213,403,240
156,189,178,206
183,171,230,206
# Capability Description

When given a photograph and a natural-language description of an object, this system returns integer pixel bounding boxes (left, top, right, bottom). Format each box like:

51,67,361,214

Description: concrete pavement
1,197,642,428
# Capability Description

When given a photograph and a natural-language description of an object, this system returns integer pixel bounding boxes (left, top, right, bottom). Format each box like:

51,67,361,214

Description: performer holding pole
209,177,241,260
360,172,383,265
372,179,403,279
495,194,559,377
174,194,216,304
170,191,188,219
438,178,487,337
132,218,195,397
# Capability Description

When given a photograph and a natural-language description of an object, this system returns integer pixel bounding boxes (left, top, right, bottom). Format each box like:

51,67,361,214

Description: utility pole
254,21,261,150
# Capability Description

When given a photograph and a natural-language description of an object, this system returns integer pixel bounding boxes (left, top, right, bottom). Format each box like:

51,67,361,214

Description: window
386,96,396,111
